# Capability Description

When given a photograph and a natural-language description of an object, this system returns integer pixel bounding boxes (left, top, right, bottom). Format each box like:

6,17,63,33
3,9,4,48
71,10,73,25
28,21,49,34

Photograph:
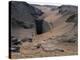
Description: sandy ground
11,37,77,58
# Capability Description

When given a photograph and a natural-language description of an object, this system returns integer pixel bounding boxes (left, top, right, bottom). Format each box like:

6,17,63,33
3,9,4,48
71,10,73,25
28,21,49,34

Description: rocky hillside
58,5,77,15
10,1,44,39
10,1,78,59
33,4,78,34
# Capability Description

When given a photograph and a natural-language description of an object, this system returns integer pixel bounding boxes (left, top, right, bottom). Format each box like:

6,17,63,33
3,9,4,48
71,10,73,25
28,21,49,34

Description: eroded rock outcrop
10,1,44,39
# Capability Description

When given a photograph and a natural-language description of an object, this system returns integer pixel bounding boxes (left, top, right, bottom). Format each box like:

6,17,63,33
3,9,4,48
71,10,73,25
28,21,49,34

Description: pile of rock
10,36,33,52
10,36,22,52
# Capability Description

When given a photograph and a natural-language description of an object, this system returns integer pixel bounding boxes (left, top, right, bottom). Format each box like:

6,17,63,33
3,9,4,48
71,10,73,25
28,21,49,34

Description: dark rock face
58,5,78,15
10,1,43,29
35,19,43,34
10,1,45,39
10,1,43,52
35,19,50,34
66,14,78,27
58,5,78,28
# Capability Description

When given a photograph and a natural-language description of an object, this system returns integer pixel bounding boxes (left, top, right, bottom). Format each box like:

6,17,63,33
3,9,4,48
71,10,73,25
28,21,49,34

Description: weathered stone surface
10,1,44,39
58,5,78,15
11,46,20,52
41,43,64,52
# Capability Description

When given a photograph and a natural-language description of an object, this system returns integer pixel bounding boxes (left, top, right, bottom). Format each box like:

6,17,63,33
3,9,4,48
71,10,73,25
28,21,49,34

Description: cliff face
10,1,44,39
